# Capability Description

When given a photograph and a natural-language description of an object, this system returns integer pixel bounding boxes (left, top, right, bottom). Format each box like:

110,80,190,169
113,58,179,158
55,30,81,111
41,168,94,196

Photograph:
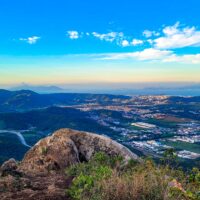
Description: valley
0,90,200,167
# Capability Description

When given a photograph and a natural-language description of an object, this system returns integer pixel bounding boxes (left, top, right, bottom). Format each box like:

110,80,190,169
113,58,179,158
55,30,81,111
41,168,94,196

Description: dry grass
82,162,189,200
67,153,198,200
98,171,170,200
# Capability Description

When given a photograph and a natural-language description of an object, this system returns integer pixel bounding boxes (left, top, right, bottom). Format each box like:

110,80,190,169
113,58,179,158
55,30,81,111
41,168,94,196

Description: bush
66,152,114,199
67,174,94,200
66,152,200,200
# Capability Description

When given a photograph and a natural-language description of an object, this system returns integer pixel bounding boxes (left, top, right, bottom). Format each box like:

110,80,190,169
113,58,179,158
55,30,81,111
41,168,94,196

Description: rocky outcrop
0,128,139,200
60,129,138,161
19,130,80,175
19,129,139,175
0,158,18,177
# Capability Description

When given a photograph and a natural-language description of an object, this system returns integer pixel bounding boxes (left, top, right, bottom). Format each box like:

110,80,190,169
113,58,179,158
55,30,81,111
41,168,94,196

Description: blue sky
0,0,200,86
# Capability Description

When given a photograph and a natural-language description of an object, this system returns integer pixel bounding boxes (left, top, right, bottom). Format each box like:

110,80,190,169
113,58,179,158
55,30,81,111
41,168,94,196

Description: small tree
162,148,178,167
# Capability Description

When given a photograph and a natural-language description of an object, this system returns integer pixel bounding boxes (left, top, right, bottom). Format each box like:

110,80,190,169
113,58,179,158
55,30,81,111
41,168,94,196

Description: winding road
0,130,31,148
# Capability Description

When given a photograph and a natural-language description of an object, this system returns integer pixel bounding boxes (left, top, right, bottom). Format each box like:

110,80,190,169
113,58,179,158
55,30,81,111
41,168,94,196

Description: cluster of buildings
131,122,156,129
127,140,200,159
176,122,200,135
169,135,200,143
127,140,170,155
177,150,200,159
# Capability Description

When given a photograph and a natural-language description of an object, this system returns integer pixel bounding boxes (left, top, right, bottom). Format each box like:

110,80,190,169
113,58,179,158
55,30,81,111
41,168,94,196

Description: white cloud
154,22,200,49
101,48,173,61
143,30,160,38
92,31,124,43
162,22,180,36
91,32,144,47
163,54,200,64
143,30,152,38
147,39,153,45
67,31,79,39
99,47,200,64
121,40,129,47
66,22,200,51
131,39,143,46
19,36,40,44
66,31,144,47
66,30,144,47
119,39,144,47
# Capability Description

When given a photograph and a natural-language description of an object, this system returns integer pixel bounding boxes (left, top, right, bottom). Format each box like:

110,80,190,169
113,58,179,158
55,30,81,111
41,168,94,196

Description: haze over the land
1,82,200,96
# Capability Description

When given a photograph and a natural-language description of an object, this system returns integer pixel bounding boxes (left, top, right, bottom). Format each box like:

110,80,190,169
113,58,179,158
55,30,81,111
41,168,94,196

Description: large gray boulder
58,128,139,161
19,128,139,174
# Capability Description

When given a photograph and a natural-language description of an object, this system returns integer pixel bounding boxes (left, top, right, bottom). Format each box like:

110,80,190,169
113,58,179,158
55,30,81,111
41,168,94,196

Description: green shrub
66,152,114,199
68,173,94,200
66,152,200,200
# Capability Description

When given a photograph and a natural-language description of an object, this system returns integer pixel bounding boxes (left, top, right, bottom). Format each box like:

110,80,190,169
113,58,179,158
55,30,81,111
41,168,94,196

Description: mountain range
10,84,65,93
0,89,130,112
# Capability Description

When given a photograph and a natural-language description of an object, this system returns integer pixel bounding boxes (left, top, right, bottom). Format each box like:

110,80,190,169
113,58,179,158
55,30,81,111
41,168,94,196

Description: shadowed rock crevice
78,152,87,162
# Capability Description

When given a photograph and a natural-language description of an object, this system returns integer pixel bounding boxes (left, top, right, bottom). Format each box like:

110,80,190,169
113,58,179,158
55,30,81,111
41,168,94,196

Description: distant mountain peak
10,84,65,94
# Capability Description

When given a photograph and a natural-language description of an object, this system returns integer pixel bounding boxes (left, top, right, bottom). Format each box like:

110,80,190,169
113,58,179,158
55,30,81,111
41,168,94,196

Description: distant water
99,89,200,96
127,89,200,96
70,88,200,96
0,130,31,148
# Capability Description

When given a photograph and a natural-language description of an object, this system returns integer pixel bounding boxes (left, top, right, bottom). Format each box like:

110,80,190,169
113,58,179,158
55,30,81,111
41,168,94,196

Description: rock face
0,128,139,200
19,131,80,175
61,129,138,161
20,129,138,175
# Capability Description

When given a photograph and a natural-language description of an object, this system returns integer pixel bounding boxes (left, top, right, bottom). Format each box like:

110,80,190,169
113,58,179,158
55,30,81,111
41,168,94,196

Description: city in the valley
0,91,200,165
63,95,200,160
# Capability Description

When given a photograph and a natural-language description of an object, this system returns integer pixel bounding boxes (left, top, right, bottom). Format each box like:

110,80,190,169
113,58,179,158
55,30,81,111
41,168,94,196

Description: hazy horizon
1,81,200,88
1,82,200,96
